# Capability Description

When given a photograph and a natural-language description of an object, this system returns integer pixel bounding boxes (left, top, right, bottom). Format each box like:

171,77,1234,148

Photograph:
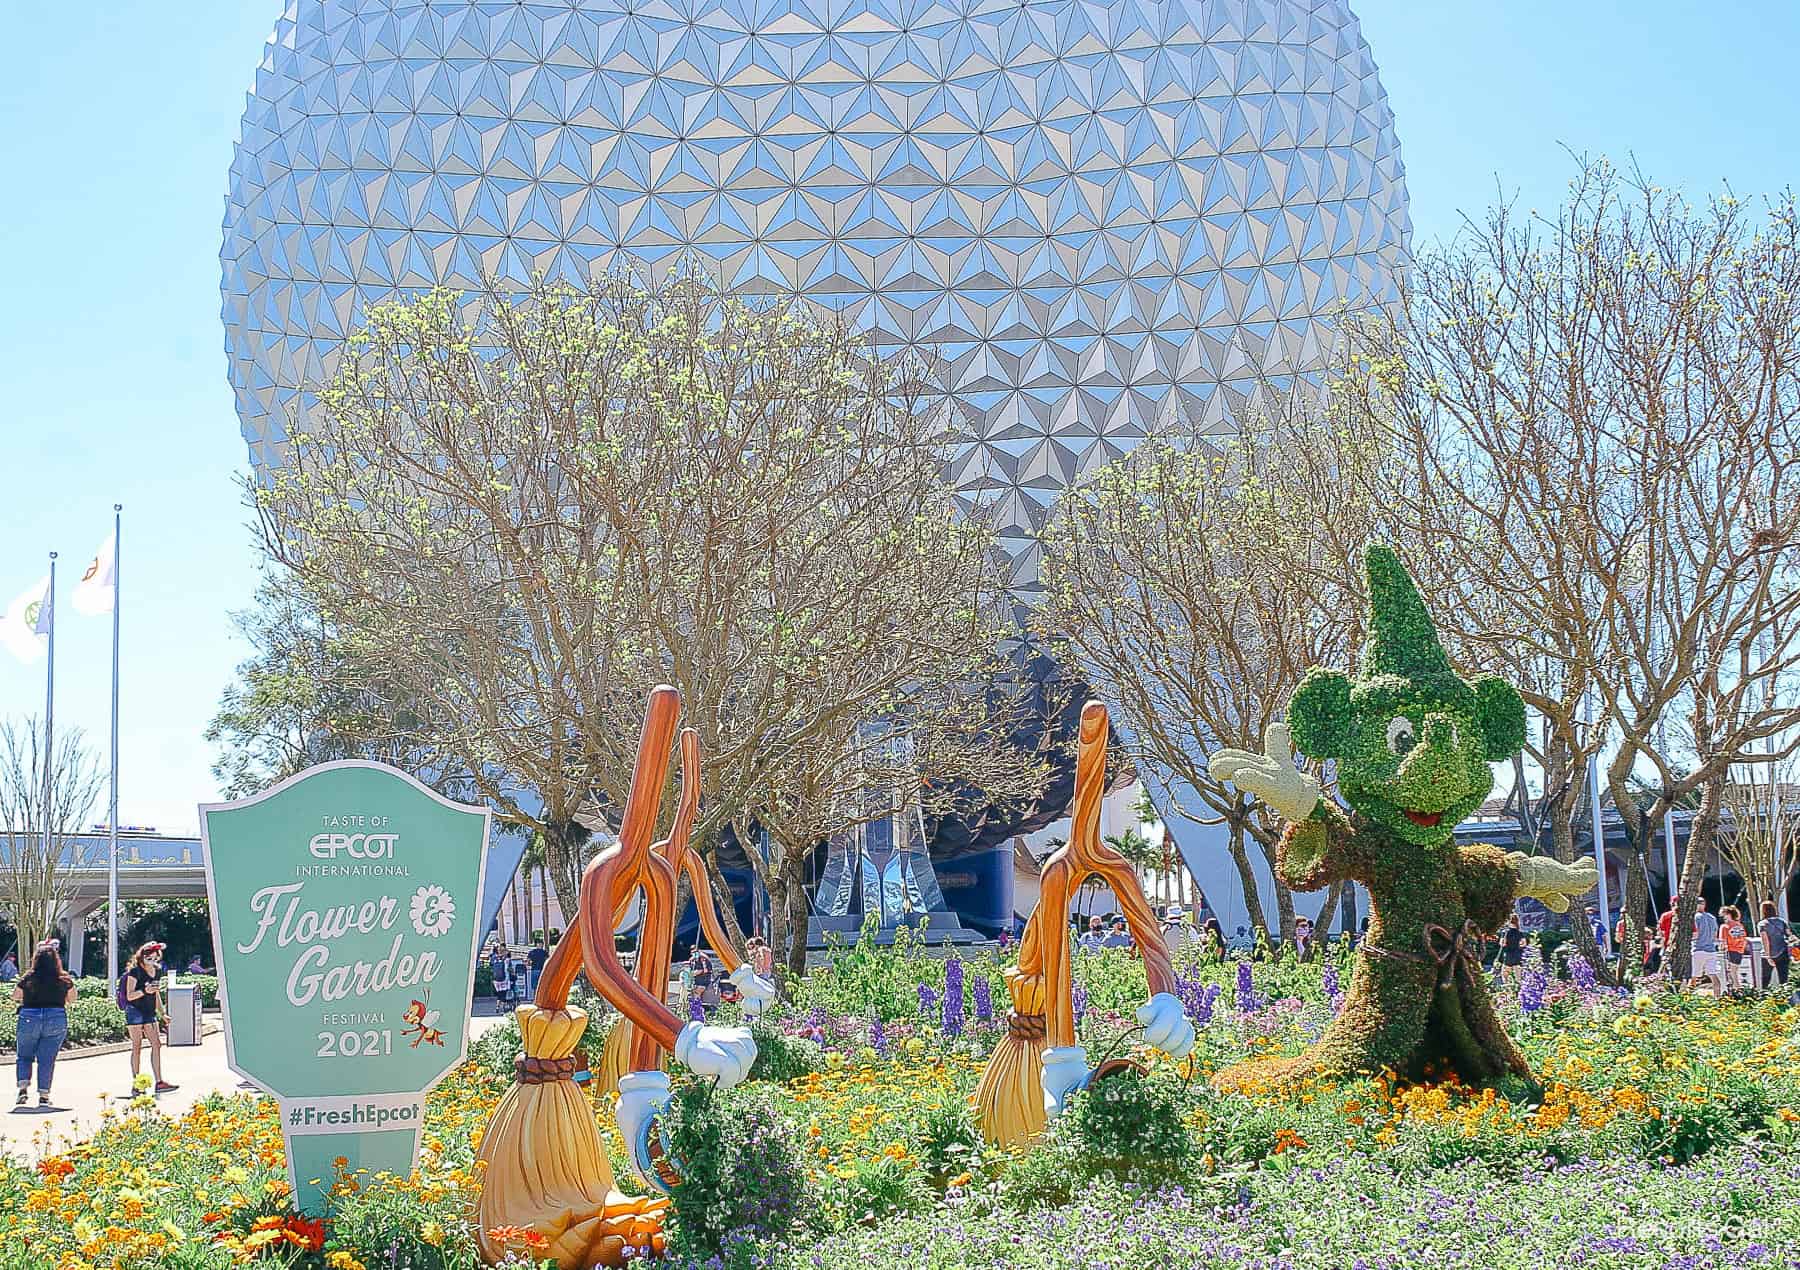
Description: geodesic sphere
222,0,1409,593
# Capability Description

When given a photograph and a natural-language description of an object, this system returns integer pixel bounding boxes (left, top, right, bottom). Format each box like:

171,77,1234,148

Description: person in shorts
1688,898,1725,997
1720,906,1749,993
122,942,178,1095
1498,913,1528,983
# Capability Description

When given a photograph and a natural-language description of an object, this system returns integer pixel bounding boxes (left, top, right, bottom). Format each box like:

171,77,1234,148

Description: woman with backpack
12,945,77,1107
121,942,177,1095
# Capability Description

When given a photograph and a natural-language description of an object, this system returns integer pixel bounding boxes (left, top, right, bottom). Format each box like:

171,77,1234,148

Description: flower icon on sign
409,885,455,938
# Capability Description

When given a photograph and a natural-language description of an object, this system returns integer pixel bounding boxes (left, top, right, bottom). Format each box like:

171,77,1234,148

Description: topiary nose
1395,715,1464,805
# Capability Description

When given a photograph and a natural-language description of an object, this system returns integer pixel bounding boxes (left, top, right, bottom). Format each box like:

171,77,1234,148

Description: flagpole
41,553,56,951
107,507,122,987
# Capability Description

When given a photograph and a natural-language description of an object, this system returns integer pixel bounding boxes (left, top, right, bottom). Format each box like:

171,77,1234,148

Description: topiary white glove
1041,1044,1090,1119
616,1069,673,1192
728,965,777,1019
674,1020,756,1089
1209,724,1321,823
1507,852,1599,914
1136,992,1196,1060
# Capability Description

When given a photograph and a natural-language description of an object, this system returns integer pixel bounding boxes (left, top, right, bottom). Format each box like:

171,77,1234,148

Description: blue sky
0,0,1795,833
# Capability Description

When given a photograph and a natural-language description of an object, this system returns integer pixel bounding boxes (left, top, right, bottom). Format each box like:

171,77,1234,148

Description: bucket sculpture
594,728,772,1096
973,699,1196,1147
476,686,758,1267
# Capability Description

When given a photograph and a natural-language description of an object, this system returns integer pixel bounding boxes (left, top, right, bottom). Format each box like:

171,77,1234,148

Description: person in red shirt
1720,906,1750,993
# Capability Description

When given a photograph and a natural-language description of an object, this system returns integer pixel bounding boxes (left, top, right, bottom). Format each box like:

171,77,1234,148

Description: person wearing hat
122,942,177,1094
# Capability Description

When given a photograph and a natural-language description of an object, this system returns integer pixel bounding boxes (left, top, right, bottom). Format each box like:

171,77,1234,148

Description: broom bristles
593,1016,635,1097
476,1005,669,1268
973,1027,1046,1148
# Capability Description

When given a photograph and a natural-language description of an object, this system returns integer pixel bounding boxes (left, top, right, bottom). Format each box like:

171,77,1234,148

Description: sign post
201,761,490,1213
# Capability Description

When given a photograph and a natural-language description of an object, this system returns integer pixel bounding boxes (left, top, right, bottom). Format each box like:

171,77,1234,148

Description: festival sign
201,761,490,1212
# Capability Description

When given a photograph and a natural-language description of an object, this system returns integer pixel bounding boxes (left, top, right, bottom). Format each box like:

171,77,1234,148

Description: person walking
1720,906,1749,994
1689,898,1725,997
1760,901,1791,990
1498,913,1528,983
526,937,550,998
122,942,177,1095
0,952,17,982
12,946,76,1107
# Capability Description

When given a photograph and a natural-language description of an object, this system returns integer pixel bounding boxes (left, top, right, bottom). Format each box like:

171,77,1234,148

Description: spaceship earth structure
222,0,1409,593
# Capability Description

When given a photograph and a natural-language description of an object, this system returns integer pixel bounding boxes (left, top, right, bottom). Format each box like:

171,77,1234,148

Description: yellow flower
420,1220,444,1247
326,1254,367,1270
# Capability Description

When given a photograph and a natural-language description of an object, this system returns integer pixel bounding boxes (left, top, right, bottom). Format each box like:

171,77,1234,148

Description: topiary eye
1386,716,1416,756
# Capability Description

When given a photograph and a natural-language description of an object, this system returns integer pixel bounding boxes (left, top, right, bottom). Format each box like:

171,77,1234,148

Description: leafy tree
259,270,1046,976
204,572,432,798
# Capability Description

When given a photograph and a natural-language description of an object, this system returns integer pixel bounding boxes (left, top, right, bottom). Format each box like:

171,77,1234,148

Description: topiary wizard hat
1358,545,1462,697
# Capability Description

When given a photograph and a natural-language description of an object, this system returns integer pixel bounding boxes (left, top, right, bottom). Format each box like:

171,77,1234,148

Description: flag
72,531,117,617
0,576,50,662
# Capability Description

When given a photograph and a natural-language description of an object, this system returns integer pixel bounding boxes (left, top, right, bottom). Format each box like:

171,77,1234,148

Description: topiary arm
1457,843,1522,933
1276,800,1374,892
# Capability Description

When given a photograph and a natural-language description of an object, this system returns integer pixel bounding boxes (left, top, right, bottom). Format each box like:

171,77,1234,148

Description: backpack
115,971,130,1011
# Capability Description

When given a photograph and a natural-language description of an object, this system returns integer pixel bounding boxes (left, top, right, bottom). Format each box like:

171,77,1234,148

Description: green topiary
1210,545,1593,1091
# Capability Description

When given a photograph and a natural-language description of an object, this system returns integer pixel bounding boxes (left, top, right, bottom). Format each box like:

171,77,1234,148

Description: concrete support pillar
65,899,101,978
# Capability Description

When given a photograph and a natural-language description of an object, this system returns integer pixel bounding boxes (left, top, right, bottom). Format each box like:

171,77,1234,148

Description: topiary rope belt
1363,920,1485,991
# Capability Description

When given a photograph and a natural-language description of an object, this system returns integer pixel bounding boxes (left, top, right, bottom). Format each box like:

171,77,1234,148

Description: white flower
409,885,455,938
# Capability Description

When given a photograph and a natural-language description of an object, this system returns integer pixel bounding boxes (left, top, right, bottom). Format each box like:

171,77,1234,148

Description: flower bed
1,935,1796,1268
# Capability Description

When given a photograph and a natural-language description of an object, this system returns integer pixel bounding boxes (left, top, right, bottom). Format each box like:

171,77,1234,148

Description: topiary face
1287,547,1525,847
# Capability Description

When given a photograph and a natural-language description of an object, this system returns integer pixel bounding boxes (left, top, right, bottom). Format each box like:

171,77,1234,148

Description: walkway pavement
0,1007,515,1159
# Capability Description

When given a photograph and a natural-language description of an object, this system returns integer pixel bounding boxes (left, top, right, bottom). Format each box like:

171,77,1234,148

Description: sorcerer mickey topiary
1208,545,1596,1090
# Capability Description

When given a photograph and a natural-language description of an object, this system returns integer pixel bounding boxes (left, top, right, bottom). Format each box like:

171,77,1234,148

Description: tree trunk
1669,776,1725,983
1548,785,1615,985
1313,879,1345,935
540,820,590,929
1225,819,1271,940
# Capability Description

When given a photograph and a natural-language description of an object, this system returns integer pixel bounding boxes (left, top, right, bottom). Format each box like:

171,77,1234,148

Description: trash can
167,982,202,1046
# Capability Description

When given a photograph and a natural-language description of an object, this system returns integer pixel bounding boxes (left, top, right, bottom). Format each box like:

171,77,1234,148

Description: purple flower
1519,949,1548,1013
869,1015,888,1057
1072,982,1089,1024
1570,952,1598,994
1234,960,1263,1013
688,995,705,1022
918,982,938,1016
1322,961,1344,1013
972,972,994,1023
942,955,966,1038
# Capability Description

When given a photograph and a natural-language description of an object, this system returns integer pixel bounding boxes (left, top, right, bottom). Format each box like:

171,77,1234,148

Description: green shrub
663,1079,810,1262
821,1154,933,1228
914,1098,980,1184
1060,1069,1195,1184
466,1012,524,1081
747,1020,822,1084
0,996,129,1050
329,1168,482,1269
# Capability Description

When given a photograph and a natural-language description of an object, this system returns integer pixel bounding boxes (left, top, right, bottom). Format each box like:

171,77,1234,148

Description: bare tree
261,269,1043,976
1718,760,1800,923
1036,393,1382,942
0,718,105,955
1343,159,1800,977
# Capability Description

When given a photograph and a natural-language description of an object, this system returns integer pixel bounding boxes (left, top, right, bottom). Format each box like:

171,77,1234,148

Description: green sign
201,762,491,1212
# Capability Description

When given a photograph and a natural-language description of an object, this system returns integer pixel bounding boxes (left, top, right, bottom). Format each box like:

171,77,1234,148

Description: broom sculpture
476,686,758,1268
594,727,773,1096
973,700,1197,1147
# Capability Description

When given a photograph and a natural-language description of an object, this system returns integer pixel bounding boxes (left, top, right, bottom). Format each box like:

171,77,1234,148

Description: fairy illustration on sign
402,993,445,1047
